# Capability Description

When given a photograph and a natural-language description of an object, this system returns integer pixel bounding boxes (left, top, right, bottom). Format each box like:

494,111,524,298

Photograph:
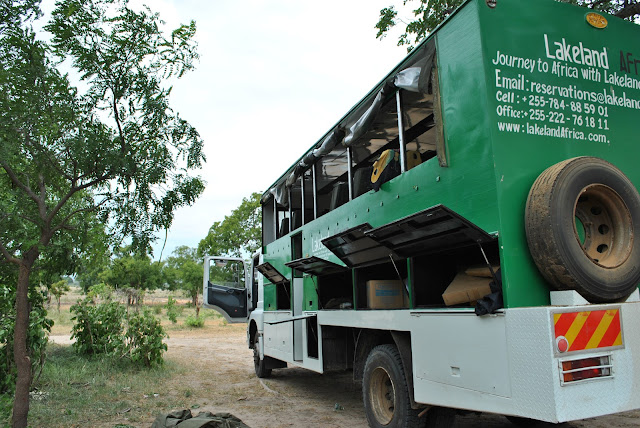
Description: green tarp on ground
151,409,250,428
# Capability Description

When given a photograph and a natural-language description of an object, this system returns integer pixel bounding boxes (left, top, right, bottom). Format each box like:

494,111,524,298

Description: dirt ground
51,324,640,428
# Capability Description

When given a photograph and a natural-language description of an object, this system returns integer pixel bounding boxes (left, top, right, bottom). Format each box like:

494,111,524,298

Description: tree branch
0,240,20,265
616,3,640,18
46,172,111,225
49,197,110,237
22,131,73,181
112,89,127,154
38,173,47,221
0,160,40,204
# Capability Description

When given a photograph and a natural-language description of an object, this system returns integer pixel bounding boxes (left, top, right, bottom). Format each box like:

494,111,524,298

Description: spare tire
525,157,640,302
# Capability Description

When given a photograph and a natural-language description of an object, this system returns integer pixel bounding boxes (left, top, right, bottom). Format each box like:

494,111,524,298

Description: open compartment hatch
285,256,348,276
365,204,495,258
256,262,290,286
322,223,400,268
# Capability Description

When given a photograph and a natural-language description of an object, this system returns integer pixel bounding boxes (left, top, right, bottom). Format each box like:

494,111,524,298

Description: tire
253,333,271,378
525,157,640,302
363,344,424,428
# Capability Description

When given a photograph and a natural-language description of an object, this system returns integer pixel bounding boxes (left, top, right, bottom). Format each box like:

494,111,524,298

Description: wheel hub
369,366,396,425
574,184,633,269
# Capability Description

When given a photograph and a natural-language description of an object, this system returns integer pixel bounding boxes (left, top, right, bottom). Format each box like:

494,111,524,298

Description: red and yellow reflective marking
553,309,622,352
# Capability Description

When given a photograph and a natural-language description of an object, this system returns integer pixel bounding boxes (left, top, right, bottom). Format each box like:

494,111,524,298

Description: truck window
208,259,245,289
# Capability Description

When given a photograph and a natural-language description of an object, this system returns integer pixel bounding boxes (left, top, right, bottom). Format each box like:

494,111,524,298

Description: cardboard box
464,265,500,278
442,273,492,306
366,280,408,309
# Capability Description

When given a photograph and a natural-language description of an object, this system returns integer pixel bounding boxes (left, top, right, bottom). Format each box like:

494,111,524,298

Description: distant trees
165,246,202,317
198,192,262,257
99,249,164,305
48,279,70,312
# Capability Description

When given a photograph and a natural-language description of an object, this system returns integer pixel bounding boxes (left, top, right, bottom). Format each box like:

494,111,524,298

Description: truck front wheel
253,333,272,378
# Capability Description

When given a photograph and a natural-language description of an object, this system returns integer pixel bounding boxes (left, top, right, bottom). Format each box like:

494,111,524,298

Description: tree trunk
194,294,199,318
12,258,35,428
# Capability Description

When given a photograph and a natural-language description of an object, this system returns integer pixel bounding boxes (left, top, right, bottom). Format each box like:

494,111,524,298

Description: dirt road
59,323,635,428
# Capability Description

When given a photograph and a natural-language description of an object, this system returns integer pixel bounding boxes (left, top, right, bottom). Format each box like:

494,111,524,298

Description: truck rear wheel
525,157,640,302
364,344,454,428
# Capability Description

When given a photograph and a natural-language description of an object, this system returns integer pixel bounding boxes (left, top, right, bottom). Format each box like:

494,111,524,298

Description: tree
48,279,70,312
198,192,262,258
100,250,164,305
0,1,204,425
376,0,640,49
165,246,202,317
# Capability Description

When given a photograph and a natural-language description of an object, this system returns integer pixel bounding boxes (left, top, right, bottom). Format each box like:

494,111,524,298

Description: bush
70,299,125,356
165,296,179,323
184,315,204,328
152,305,162,315
125,309,167,367
86,282,114,303
70,300,167,367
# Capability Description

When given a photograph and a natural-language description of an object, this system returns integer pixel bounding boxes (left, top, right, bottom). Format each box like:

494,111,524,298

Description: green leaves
375,0,639,50
0,285,52,395
125,308,167,367
0,0,206,266
164,246,202,314
70,299,167,367
197,193,262,258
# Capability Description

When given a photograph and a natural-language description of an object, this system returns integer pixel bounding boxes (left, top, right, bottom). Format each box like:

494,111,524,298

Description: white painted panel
411,312,511,398
263,311,294,363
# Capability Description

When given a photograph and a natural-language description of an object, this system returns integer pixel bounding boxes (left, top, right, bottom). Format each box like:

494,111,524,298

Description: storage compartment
411,242,499,308
276,283,291,310
366,280,408,309
442,273,492,306
317,270,353,309
307,316,319,359
355,261,408,309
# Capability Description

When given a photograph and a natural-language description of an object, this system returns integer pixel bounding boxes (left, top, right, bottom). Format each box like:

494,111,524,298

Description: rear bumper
407,301,640,422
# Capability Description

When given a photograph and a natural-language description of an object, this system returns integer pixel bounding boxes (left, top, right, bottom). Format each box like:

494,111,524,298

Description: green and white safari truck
203,0,640,426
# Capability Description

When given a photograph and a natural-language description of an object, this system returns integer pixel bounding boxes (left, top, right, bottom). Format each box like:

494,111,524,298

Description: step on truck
203,0,640,426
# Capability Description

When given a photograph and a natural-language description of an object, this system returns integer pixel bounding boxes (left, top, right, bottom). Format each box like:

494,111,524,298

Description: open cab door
202,256,247,323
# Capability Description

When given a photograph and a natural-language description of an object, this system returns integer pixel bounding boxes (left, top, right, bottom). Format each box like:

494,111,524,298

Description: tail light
560,355,612,384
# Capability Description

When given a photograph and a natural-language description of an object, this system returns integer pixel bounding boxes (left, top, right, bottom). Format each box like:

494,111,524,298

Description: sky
42,0,411,260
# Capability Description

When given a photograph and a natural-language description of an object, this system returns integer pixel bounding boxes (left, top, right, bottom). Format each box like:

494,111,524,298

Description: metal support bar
478,242,499,285
288,187,292,233
301,174,306,226
347,146,354,201
396,90,407,173
273,198,278,241
312,163,318,219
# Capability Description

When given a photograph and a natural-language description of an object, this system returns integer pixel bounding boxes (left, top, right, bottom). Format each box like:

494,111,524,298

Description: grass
1,288,227,427
47,288,221,335
28,345,190,427
0,289,224,427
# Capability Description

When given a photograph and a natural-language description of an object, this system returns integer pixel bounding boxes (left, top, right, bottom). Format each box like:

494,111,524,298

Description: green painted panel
262,0,640,311
477,0,640,307
303,276,318,311
263,283,277,311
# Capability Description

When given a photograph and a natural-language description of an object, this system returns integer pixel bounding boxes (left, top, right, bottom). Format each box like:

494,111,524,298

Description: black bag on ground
151,409,250,428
